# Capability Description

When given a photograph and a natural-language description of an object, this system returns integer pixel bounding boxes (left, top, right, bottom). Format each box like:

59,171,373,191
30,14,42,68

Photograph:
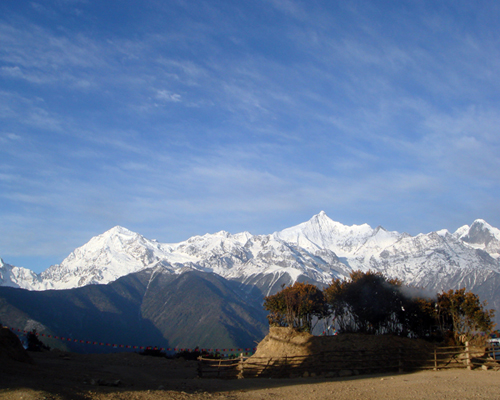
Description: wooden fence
197,342,500,379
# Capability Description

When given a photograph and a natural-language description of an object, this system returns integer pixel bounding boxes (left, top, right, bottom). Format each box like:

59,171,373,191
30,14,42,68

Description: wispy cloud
155,89,182,102
420,106,500,181
1,1,500,271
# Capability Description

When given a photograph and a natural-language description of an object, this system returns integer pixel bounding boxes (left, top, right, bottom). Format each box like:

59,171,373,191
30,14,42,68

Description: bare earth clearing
1,350,500,400
2,327,500,399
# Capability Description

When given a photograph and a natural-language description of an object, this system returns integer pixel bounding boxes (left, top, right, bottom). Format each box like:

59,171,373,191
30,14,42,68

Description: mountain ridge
0,268,267,351
2,212,500,313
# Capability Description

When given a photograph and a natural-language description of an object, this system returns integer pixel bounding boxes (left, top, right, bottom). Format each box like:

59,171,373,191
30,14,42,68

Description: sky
1,0,500,273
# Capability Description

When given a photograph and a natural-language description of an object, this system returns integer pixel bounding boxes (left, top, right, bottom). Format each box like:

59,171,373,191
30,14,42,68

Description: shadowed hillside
141,269,268,349
0,268,268,352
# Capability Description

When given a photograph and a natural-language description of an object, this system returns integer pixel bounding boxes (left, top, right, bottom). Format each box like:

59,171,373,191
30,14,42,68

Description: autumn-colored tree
263,282,327,332
437,288,495,344
263,286,287,328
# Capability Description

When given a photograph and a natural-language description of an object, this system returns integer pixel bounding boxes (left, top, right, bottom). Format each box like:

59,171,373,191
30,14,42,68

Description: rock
338,369,353,377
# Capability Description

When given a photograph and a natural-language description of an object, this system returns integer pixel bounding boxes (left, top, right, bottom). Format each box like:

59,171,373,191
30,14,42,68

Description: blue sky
2,0,500,273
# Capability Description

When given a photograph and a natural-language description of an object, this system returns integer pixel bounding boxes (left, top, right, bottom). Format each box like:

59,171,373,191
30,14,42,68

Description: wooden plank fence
197,342,500,379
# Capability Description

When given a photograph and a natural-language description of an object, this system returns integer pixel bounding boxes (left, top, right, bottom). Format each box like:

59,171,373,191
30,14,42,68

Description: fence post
197,356,203,378
398,347,403,373
237,353,245,379
433,348,437,371
465,341,471,370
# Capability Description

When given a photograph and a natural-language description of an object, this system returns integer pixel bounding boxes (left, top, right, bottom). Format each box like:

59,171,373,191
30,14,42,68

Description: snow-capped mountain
272,212,500,306
274,211,402,257
2,212,500,313
6,221,350,294
455,219,500,259
0,258,43,289
38,226,178,290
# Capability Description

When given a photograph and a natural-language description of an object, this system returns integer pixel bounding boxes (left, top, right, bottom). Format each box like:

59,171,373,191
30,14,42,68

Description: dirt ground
1,350,500,400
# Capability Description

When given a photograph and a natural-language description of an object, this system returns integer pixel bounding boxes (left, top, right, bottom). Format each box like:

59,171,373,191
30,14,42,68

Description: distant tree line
263,271,495,344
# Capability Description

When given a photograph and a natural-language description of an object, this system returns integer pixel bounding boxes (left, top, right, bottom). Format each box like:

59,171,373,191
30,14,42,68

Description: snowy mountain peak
274,211,397,258
456,219,500,258
454,224,470,238
458,219,499,243
104,225,138,236
472,218,491,226
310,211,370,231
35,226,171,290
99,225,145,241
314,210,332,223
277,211,365,236
0,258,42,289
470,219,499,234
436,229,451,237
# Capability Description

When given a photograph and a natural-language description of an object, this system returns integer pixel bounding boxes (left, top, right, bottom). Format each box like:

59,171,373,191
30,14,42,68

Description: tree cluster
264,282,326,333
263,271,495,343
